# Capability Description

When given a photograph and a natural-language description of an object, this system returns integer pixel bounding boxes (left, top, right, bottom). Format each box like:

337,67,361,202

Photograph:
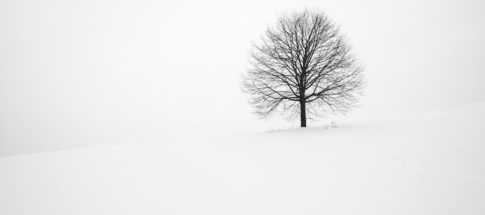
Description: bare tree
242,9,365,127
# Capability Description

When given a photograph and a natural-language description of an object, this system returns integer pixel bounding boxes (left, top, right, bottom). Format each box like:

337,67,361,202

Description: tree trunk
300,100,307,127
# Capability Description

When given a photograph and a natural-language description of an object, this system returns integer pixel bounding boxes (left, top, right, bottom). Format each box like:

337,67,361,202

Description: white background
1,0,485,155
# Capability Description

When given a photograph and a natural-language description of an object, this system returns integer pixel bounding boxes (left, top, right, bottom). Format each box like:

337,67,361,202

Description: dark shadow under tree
242,9,365,127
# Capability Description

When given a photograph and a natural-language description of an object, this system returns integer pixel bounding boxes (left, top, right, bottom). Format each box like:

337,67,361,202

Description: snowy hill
1,102,484,215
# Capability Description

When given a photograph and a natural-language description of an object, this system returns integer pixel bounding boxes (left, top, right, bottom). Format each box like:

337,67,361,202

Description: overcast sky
1,0,484,155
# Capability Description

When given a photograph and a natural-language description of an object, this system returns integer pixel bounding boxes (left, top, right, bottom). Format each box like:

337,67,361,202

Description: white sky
1,0,484,155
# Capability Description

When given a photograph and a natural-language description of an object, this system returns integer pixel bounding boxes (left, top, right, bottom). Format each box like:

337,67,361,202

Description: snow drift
1,102,484,215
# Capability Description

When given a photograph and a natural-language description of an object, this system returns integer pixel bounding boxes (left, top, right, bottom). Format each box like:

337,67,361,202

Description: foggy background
1,0,484,156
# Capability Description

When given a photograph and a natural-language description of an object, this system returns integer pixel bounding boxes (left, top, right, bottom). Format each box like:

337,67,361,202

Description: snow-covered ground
1,102,484,215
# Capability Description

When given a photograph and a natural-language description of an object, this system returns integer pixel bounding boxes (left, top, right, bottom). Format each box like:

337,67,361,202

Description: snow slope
1,102,484,215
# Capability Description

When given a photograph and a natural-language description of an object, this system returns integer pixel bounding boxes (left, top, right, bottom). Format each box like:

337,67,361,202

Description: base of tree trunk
300,101,307,127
